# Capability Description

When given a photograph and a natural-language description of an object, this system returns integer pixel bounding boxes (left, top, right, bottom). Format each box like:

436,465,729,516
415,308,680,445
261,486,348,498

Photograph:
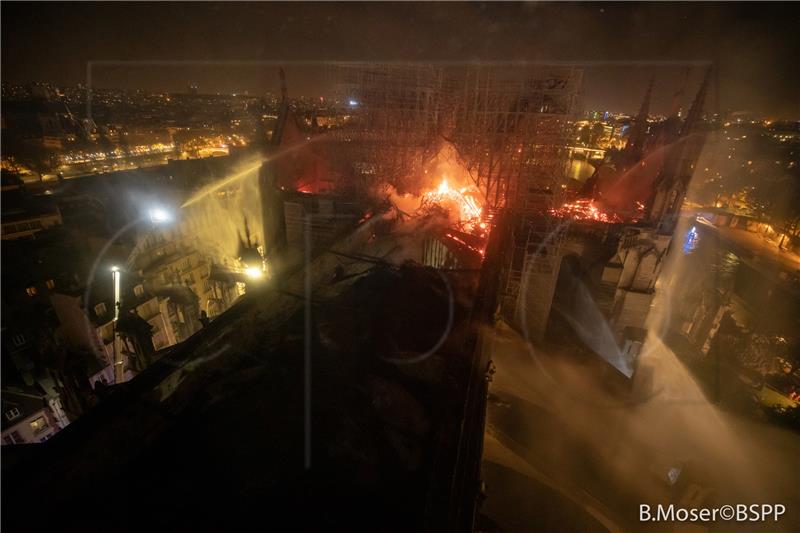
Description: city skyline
2,4,799,532
3,2,799,117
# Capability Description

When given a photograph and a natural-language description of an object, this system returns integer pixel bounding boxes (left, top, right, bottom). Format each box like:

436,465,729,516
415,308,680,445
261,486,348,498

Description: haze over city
3,2,799,116
2,3,799,533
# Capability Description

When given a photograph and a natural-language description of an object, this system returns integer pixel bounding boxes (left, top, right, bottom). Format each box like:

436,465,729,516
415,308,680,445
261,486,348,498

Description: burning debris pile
549,198,646,224
418,178,487,235
549,198,623,224
386,144,489,239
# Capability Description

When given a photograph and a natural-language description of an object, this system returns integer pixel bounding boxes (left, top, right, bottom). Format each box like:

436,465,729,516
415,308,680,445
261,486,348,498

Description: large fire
420,177,486,235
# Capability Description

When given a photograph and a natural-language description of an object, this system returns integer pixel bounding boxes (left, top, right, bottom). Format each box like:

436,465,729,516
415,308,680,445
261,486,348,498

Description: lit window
26,286,37,297
94,302,107,317
30,416,49,433
4,408,21,421
46,279,55,289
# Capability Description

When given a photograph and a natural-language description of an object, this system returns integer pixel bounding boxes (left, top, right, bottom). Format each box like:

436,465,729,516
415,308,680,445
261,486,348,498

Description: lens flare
244,266,264,279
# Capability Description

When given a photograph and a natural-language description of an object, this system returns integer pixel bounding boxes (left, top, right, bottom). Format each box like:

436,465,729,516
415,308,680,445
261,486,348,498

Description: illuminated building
1,388,66,445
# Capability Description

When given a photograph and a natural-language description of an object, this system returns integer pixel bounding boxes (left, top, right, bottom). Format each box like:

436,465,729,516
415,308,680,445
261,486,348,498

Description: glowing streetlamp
110,266,121,321
110,265,124,382
244,266,264,280
148,207,173,224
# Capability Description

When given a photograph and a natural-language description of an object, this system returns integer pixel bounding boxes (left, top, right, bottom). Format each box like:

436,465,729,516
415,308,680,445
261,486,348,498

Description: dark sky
3,2,799,116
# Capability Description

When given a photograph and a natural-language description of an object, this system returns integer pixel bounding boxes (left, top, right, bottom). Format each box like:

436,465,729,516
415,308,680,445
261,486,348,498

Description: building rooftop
2,248,483,530
1,386,51,432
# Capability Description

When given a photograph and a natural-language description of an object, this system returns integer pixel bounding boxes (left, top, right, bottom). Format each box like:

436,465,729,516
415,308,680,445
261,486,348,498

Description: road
695,216,800,276
480,321,800,532
56,151,175,179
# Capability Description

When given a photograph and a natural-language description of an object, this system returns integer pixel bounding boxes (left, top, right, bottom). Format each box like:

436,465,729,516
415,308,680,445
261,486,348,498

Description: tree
579,125,591,146
3,138,55,181
590,122,606,147
97,132,114,156
762,404,800,431
118,128,131,157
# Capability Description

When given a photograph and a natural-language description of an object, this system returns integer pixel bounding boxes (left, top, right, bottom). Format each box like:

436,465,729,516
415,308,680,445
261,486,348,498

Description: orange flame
549,198,623,223
421,176,485,234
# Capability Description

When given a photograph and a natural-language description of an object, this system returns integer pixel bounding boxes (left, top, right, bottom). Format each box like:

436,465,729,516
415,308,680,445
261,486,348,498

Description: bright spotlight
110,265,120,272
244,267,264,280
148,207,173,224
348,99,358,107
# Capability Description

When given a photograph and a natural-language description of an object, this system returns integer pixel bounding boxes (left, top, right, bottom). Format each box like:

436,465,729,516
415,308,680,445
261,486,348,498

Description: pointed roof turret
679,66,712,137
624,77,654,161
271,67,291,148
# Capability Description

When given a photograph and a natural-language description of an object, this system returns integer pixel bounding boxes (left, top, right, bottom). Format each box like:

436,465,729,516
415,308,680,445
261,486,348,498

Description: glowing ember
420,177,485,233
550,198,623,223
445,232,486,257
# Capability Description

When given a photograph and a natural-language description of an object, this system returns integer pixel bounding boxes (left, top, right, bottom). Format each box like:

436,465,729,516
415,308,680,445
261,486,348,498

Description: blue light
682,226,698,254
348,99,358,107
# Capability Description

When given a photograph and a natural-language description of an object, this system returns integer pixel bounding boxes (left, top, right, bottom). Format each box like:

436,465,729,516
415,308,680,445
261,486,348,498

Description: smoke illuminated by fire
386,143,489,238
384,143,492,251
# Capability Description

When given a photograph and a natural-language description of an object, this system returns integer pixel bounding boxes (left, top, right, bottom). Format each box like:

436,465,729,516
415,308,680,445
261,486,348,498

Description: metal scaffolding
327,63,581,208
327,63,444,192
327,63,583,338
448,66,582,338
449,66,582,213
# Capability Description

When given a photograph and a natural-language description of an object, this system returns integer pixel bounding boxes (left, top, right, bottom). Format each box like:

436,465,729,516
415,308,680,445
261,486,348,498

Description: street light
110,266,121,321
86,206,176,385
148,207,173,224
244,266,264,280
110,265,123,382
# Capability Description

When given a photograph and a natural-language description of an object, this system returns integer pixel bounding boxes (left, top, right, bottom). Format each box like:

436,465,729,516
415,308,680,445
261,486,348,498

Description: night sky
3,2,799,116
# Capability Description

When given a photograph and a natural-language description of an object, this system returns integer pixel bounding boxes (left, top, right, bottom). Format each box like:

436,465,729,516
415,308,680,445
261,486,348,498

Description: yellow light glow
245,267,264,280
